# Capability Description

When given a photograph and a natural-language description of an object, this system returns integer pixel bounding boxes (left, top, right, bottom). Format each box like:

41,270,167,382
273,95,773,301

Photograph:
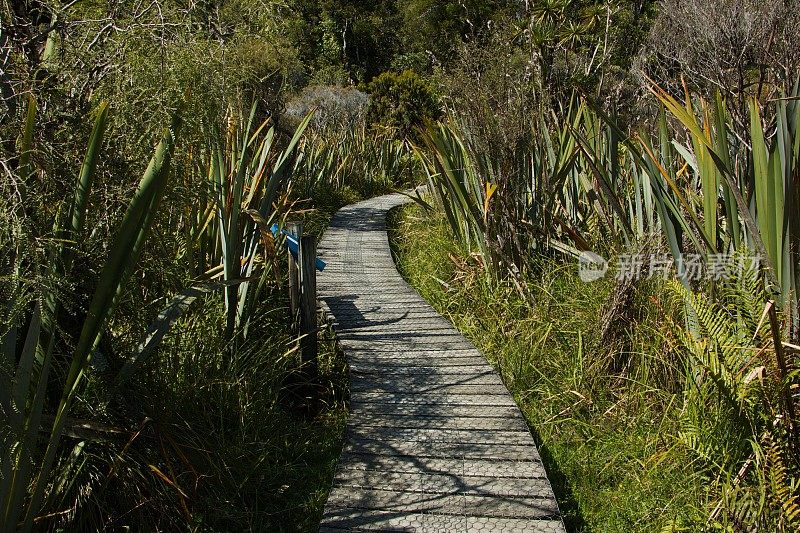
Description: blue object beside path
271,224,326,272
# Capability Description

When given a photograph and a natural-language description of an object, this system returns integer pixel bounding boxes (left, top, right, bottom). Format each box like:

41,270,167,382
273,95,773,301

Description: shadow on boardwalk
316,193,566,532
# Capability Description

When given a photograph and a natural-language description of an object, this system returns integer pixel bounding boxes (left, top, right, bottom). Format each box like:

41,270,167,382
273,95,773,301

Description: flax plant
1,98,182,532
293,124,414,198
641,82,800,324
415,102,628,282
206,105,312,344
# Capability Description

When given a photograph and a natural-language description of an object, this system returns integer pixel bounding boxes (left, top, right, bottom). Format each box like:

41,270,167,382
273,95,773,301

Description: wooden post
299,233,318,374
287,222,301,323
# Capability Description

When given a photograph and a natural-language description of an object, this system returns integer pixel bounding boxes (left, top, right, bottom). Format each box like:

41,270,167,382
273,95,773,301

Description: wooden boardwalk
317,192,565,532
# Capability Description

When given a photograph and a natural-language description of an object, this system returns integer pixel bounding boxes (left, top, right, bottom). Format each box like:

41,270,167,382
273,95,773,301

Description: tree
289,0,401,83
398,0,513,62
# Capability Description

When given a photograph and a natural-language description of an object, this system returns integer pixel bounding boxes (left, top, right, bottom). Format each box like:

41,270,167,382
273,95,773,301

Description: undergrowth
32,291,348,531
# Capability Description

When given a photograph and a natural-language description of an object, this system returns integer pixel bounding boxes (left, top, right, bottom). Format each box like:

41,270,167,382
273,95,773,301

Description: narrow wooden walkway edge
317,192,565,533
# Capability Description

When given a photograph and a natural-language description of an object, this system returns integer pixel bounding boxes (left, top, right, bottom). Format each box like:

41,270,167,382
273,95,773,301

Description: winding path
317,192,565,533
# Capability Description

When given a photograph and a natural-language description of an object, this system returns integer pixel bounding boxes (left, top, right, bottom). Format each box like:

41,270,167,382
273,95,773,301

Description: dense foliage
365,70,442,138
2,0,799,531
405,2,800,530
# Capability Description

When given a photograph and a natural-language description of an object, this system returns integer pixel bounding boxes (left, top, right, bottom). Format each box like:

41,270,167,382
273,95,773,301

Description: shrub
365,70,442,139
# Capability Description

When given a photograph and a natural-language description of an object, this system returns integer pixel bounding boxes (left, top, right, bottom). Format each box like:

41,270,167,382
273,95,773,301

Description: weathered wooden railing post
287,222,301,323
274,221,320,374
299,233,318,374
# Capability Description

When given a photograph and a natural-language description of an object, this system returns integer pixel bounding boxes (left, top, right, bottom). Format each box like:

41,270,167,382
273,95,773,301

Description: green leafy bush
365,70,442,138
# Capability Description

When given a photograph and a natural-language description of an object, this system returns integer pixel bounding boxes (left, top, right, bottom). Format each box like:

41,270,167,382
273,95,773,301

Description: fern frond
763,433,800,530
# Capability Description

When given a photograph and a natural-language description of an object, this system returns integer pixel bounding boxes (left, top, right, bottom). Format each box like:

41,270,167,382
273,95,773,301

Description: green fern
671,262,799,530
763,433,800,529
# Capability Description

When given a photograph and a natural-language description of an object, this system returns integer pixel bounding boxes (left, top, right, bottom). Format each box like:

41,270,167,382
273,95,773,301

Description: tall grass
416,101,646,284
1,97,181,531
419,82,800,306
293,124,417,202
643,83,800,312
391,201,799,531
0,95,360,529
412,82,800,527
203,106,312,343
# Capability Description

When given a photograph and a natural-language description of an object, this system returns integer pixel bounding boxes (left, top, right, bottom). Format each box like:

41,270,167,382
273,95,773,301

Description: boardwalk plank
317,192,563,532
